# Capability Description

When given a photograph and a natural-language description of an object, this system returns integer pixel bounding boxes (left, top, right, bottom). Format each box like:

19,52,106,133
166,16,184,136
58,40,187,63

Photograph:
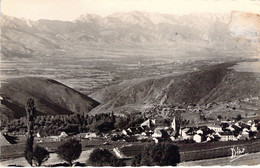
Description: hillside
90,62,260,114
0,77,100,121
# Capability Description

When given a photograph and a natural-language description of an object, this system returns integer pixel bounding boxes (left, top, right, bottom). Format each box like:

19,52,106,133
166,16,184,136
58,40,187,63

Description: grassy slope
0,77,100,121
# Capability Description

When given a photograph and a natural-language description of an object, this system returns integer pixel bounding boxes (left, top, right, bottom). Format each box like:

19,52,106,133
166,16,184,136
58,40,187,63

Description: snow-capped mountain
1,11,257,60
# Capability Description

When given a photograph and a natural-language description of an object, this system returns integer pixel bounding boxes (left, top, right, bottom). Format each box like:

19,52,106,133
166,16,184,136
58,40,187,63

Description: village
33,115,260,145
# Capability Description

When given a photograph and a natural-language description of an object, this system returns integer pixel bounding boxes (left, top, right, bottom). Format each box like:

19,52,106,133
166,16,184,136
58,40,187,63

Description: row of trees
4,112,145,136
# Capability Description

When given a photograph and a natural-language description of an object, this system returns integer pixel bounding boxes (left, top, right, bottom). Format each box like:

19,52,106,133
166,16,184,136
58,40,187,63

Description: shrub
87,148,125,166
132,143,180,166
33,145,49,166
57,139,82,166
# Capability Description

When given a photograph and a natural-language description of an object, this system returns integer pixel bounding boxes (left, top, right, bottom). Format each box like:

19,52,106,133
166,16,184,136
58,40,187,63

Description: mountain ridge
0,77,100,122
90,62,260,115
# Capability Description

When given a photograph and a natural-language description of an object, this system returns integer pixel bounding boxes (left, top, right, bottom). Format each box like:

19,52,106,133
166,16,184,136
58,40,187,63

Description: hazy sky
2,0,260,21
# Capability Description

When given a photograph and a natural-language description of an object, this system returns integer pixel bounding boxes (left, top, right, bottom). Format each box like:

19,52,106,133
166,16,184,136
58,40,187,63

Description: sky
1,0,260,21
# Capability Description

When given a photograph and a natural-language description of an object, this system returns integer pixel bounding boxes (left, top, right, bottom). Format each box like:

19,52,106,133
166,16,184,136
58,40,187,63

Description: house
122,129,130,136
193,134,204,143
221,120,232,124
153,137,163,143
239,123,251,130
127,127,139,134
218,132,236,141
152,127,169,139
250,124,258,132
207,125,223,133
59,132,68,138
247,120,253,125
137,135,148,141
168,130,178,138
228,125,241,132
196,129,204,135
78,132,97,139
48,136,61,142
242,128,249,132
136,127,145,134
141,119,156,128
180,127,194,140
36,132,43,138
206,136,213,142
237,131,249,140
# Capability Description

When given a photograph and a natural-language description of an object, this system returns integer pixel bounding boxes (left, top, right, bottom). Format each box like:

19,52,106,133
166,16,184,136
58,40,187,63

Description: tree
87,148,125,166
132,143,180,166
236,114,242,121
24,137,34,166
57,139,82,166
24,98,36,166
33,145,49,166
217,115,223,120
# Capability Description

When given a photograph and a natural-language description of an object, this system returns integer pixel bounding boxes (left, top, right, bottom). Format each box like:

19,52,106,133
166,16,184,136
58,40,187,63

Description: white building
59,132,68,138
78,132,97,139
36,132,42,138
251,124,258,132
180,128,194,140
152,127,164,138
193,134,203,143
141,119,156,128
218,132,236,141
196,129,204,135
242,131,249,139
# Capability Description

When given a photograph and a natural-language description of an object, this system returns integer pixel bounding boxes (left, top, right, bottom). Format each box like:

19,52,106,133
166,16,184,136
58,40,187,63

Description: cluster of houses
117,118,260,144
35,115,260,145
179,120,258,143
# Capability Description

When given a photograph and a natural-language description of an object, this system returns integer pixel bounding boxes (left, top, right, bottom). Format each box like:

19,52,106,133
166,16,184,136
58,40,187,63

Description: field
179,151,260,166
0,136,144,162
119,138,260,162
0,150,93,167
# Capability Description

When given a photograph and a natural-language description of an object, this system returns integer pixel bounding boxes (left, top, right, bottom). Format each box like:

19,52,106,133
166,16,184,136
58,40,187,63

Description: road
0,150,93,167
179,152,260,166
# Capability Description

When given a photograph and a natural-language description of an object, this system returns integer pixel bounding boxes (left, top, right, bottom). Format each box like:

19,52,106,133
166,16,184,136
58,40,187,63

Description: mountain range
1,11,257,60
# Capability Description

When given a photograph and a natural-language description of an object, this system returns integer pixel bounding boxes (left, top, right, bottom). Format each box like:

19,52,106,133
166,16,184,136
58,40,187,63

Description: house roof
208,125,222,128
181,127,191,132
231,125,241,129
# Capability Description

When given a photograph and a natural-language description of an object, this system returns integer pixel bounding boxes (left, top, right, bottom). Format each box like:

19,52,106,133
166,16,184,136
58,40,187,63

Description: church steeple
171,117,177,131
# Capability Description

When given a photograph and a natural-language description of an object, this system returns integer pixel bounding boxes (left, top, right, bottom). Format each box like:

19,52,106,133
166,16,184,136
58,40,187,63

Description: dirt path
0,150,93,167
